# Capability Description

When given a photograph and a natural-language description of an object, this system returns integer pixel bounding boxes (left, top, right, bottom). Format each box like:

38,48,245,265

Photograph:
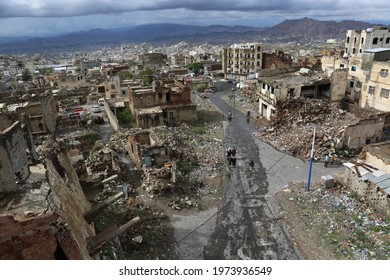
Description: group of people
226,146,237,167
324,153,335,168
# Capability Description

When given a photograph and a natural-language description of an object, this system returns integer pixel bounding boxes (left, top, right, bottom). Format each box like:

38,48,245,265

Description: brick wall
0,214,58,260
340,169,390,216
44,151,96,259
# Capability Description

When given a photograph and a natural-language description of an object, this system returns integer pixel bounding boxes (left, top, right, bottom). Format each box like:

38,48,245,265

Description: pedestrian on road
226,147,232,166
249,159,254,171
231,146,236,157
232,155,236,167
330,154,335,165
324,154,329,168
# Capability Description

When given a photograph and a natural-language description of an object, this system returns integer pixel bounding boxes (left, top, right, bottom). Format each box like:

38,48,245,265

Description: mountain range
0,17,385,54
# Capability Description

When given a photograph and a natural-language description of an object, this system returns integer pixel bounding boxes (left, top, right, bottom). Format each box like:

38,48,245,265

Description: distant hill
261,17,375,42
0,18,385,54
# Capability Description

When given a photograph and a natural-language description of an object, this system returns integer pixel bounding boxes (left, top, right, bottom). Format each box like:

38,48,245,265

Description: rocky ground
275,181,390,260
74,91,226,260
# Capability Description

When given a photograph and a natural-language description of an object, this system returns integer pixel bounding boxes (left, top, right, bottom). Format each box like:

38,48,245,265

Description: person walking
249,159,255,171
231,155,236,167
324,154,329,168
226,147,232,166
231,146,236,157
330,154,335,165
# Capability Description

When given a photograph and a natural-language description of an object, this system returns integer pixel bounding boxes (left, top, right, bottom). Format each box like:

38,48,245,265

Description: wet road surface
203,88,344,259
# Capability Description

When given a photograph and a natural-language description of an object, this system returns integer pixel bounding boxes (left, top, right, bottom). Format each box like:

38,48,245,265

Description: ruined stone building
221,43,263,81
0,126,138,259
256,68,348,120
125,130,169,169
138,53,168,70
340,142,390,216
262,50,293,69
128,79,197,128
0,90,57,134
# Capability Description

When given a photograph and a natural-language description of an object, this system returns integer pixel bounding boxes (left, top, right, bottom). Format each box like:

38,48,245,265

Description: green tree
188,62,203,75
117,108,135,125
118,70,133,81
21,69,32,81
141,68,154,85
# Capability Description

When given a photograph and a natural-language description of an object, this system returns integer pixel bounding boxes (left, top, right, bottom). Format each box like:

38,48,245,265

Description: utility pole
306,126,316,191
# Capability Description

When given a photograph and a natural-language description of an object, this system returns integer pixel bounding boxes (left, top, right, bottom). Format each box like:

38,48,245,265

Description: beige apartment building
221,43,263,81
360,61,390,111
345,27,390,57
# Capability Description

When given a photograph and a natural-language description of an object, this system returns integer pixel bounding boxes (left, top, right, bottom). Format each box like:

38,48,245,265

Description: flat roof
364,48,390,53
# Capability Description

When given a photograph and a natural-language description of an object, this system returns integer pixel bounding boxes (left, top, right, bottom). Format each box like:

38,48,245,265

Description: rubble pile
152,123,225,186
277,183,390,259
259,97,360,158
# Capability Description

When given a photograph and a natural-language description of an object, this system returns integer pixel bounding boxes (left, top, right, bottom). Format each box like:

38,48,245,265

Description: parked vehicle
92,105,101,113
98,98,105,106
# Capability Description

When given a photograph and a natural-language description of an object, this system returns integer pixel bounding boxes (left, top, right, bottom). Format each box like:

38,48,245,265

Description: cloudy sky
0,0,389,37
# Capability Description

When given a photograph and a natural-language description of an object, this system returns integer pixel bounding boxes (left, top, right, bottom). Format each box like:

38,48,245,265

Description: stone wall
343,117,384,149
1,121,30,181
104,101,119,132
340,169,390,216
258,66,300,77
44,150,96,259
0,138,17,192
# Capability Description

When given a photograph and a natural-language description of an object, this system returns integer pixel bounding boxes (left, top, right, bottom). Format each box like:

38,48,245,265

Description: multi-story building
323,28,390,103
257,68,348,120
221,43,263,81
360,61,390,111
128,79,197,128
345,27,390,58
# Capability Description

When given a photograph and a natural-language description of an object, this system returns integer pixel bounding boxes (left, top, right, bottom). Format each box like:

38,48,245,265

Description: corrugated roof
346,160,390,193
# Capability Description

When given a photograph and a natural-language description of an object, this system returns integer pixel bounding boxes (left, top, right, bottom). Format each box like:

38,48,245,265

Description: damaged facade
0,89,58,134
128,79,197,128
340,141,390,216
257,68,348,120
221,43,263,81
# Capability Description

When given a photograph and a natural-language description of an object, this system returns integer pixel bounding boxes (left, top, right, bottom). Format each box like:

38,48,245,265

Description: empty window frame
380,88,390,98
380,69,388,78
368,86,376,95
351,65,357,71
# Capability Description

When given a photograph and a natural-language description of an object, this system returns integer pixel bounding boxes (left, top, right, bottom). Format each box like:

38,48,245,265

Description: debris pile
259,97,361,159
277,183,390,260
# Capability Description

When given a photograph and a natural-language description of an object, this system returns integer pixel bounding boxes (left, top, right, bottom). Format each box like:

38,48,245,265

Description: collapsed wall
0,138,97,260
41,139,97,259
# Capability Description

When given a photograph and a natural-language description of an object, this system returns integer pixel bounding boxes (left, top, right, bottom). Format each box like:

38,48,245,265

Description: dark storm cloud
0,0,346,18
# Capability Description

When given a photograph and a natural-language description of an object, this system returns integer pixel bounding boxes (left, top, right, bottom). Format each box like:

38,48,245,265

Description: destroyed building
0,123,140,259
256,68,348,120
125,129,169,169
262,50,293,69
340,141,390,216
128,79,197,128
0,89,58,135
258,96,386,158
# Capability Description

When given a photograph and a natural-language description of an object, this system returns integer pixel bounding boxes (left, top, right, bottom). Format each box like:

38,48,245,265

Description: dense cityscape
0,16,389,263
